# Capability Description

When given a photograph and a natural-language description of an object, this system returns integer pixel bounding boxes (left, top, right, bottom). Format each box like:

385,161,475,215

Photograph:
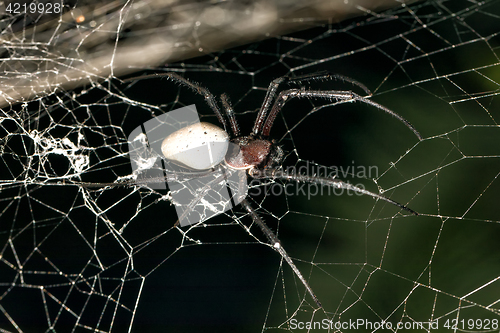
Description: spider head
225,136,283,172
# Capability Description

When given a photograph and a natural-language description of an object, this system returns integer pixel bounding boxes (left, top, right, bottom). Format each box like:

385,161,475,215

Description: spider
96,71,422,308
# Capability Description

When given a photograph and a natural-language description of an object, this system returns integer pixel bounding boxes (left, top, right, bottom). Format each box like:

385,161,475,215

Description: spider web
1,0,500,332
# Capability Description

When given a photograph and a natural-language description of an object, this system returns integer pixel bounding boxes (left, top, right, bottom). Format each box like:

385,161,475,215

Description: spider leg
14,168,219,190
123,73,228,131
252,169,418,215
261,89,422,140
253,75,288,136
287,71,371,96
253,71,372,136
71,169,217,188
240,199,323,308
220,93,240,137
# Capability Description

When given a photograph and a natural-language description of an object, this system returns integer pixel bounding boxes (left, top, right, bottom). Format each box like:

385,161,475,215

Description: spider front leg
286,71,372,96
252,71,372,136
261,89,422,140
240,199,322,308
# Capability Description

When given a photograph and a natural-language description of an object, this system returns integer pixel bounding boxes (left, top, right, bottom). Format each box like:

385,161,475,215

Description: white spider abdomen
161,122,229,170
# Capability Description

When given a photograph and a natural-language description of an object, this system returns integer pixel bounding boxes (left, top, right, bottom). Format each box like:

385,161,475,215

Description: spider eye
161,122,229,170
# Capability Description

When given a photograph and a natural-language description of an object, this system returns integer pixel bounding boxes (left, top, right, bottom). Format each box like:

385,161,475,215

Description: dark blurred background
1,0,499,332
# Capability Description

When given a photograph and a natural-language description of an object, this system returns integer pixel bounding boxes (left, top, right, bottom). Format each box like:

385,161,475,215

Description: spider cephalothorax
225,135,283,171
